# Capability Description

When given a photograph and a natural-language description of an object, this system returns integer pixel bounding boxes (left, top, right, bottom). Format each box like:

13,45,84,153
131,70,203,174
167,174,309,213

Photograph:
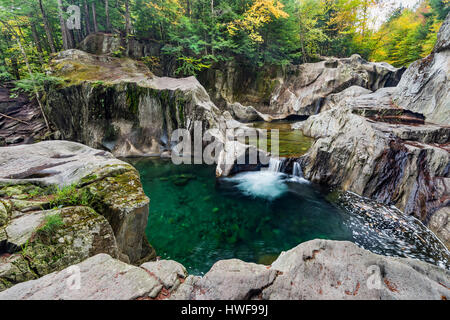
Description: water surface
127,158,449,275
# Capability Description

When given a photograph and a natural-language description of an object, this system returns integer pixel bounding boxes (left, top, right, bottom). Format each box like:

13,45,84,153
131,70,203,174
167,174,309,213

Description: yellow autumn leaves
227,0,289,43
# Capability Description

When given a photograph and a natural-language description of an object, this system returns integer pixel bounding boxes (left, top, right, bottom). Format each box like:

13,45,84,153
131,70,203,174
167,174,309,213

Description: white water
267,158,283,172
225,171,288,200
293,162,303,177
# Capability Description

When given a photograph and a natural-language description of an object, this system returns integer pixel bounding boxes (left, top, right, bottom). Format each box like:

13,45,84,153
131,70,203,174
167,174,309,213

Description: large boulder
0,206,118,291
0,141,153,279
0,254,187,300
269,55,404,117
44,49,222,158
4,240,447,300
296,97,450,245
395,13,450,125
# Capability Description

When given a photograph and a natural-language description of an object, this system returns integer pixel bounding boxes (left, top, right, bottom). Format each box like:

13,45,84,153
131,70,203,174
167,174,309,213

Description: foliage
36,214,64,236
49,184,95,208
0,0,448,81
11,73,62,97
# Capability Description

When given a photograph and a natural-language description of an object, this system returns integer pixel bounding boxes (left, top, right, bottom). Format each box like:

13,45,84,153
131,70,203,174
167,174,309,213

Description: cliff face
199,54,404,119
44,50,222,158
395,12,450,126
295,14,450,248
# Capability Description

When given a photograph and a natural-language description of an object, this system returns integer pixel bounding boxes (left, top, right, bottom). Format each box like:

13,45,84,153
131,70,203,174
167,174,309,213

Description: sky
368,0,421,29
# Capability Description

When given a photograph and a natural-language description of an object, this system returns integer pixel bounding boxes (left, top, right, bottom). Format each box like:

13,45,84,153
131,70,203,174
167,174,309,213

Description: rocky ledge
291,14,450,248
1,239,448,300
0,141,154,291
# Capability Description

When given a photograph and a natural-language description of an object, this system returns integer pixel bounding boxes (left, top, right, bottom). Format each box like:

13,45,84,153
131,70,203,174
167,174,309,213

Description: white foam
226,171,288,200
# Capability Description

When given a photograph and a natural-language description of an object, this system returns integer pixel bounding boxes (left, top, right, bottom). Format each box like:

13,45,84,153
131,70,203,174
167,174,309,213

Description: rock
0,201,8,227
0,206,118,291
269,55,404,117
395,13,450,125
78,32,163,65
0,254,162,300
140,260,187,291
429,207,450,249
4,240,448,299
320,85,372,112
262,239,449,300
201,56,403,119
228,102,265,122
434,12,450,53
0,141,150,265
183,259,278,300
298,103,450,230
44,49,223,158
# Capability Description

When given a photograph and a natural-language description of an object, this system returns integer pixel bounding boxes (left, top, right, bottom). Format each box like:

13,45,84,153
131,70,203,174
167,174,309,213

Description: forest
0,0,449,85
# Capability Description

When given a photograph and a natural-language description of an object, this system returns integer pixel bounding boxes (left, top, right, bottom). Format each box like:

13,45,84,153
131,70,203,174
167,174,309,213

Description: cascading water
267,158,283,172
292,162,303,177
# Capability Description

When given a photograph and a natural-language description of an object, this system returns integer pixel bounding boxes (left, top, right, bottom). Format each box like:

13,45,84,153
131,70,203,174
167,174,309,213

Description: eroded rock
395,13,450,125
2,240,448,300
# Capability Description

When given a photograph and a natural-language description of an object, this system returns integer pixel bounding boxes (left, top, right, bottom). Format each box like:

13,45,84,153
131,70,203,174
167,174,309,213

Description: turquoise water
127,158,449,274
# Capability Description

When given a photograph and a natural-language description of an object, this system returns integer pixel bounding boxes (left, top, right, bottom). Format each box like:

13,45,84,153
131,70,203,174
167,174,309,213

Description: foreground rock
1,240,448,300
0,254,187,300
395,12,450,125
0,141,154,290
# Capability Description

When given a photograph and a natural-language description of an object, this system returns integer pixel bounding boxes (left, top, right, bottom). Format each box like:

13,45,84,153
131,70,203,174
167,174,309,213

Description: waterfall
268,158,283,172
293,162,303,177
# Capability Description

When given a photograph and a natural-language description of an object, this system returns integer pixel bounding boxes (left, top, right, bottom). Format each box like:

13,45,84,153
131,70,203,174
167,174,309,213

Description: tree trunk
83,0,92,34
57,0,70,50
105,0,111,32
91,2,99,32
125,0,131,37
38,0,56,53
30,21,45,66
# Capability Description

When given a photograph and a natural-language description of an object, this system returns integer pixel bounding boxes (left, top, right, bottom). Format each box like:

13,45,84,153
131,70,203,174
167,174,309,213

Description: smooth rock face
299,105,450,226
269,55,403,117
0,254,189,300
3,240,448,300
0,141,151,266
395,13,450,125
262,240,449,300
45,49,222,158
